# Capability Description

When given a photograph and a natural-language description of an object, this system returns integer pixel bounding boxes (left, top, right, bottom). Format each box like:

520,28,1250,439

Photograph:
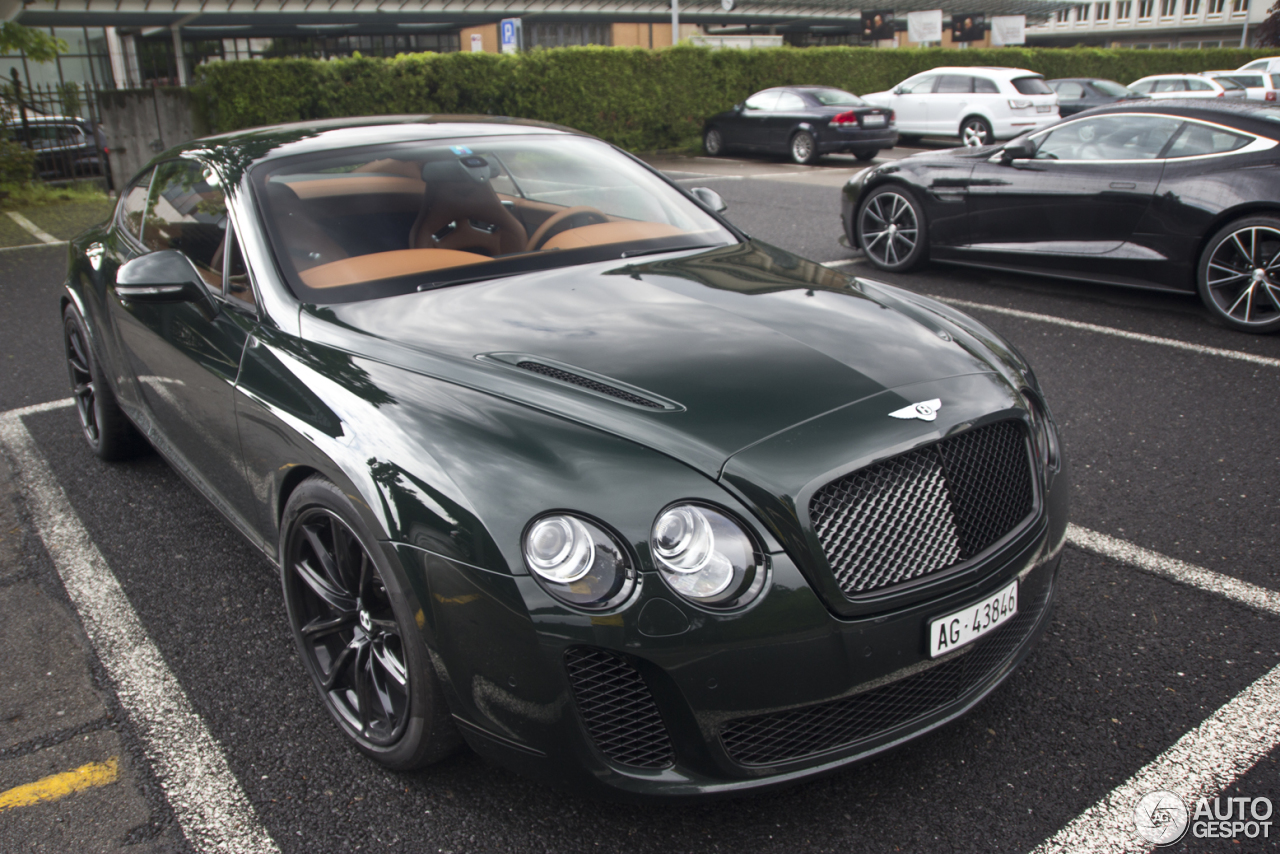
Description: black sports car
63,115,1066,798
703,86,898,164
1046,78,1148,116
842,99,1280,332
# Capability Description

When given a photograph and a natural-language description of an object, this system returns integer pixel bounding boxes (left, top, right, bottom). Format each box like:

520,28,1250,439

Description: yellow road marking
0,758,119,811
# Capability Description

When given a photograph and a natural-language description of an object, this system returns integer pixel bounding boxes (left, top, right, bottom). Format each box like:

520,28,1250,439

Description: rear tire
281,476,462,770
703,129,724,156
63,303,144,461
856,185,928,272
790,131,818,165
855,150,879,162
1196,216,1280,333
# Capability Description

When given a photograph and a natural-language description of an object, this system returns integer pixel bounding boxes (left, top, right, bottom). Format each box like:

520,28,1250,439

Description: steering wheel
527,206,609,251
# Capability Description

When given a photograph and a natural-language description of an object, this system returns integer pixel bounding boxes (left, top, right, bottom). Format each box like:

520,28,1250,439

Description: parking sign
500,18,521,53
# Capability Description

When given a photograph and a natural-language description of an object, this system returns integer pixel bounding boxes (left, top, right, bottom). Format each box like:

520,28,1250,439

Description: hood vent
515,361,665,409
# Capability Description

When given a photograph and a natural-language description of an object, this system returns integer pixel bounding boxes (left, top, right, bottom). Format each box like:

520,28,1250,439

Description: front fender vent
564,647,675,769
515,361,665,409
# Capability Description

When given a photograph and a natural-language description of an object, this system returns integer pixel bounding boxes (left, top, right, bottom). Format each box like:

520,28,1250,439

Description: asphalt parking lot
0,147,1277,853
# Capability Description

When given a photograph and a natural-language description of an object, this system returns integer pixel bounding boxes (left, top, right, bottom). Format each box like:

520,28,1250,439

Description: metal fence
2,69,113,190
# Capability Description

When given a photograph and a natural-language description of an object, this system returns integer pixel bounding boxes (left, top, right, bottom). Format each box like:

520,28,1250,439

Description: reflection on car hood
305,242,999,475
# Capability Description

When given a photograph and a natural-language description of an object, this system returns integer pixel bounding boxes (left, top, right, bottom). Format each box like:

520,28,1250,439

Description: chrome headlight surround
523,513,636,610
1021,387,1060,475
650,503,769,609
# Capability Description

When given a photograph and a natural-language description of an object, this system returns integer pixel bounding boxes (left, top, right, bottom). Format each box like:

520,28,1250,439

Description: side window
1056,82,1087,99
1165,123,1252,157
936,75,974,94
224,226,257,309
142,159,229,291
1129,80,1154,93
744,92,781,111
902,76,937,94
118,168,155,239
1186,79,1214,91
1153,79,1186,92
1034,115,1182,160
974,77,999,93
774,92,807,111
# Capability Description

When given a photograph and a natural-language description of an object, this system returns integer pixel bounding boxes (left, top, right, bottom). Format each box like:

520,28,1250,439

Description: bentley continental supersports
63,116,1067,798
843,99,1280,332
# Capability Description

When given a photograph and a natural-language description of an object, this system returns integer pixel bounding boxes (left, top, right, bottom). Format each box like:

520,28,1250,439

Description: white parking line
0,400,280,854
1068,524,1280,616
935,297,1280,369
0,240,68,253
1030,663,1280,854
6,212,61,245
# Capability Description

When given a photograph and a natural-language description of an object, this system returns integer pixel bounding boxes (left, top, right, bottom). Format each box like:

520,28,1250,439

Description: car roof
911,66,1040,79
1082,98,1280,133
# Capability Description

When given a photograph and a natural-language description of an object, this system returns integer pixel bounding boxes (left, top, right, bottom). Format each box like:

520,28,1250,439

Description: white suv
1237,57,1280,72
1203,69,1279,102
1128,74,1246,99
861,66,1059,147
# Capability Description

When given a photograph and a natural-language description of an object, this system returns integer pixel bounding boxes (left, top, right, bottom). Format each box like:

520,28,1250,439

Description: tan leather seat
408,158,526,256
266,182,350,271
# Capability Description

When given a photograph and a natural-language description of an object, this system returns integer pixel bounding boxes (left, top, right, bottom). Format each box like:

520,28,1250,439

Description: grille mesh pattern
564,647,675,769
516,361,664,408
811,420,1033,596
720,583,1051,766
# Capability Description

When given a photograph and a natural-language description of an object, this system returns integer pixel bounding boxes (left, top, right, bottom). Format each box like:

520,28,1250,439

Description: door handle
1110,182,1136,189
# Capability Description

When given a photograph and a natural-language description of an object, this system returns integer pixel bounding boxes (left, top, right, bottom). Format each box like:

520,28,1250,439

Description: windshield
251,134,736,303
806,88,867,107
1091,80,1132,97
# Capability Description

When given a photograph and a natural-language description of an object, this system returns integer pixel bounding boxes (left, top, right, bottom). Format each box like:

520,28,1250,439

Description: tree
0,21,65,63
1257,0,1280,46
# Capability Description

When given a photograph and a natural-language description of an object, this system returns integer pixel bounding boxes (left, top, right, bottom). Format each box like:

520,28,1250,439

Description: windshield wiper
620,243,717,259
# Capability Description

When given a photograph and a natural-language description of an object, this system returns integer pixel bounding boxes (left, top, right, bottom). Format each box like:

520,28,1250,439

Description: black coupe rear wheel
857,186,928,272
790,131,818,165
282,477,459,769
1198,217,1280,333
63,304,143,461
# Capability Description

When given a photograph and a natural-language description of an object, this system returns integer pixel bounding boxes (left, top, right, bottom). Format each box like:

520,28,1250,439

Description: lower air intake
564,647,675,769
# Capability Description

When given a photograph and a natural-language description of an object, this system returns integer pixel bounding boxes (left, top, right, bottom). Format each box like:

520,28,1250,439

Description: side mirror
690,186,727,213
894,86,907,95
734,103,745,113
1001,140,1036,162
116,250,211,305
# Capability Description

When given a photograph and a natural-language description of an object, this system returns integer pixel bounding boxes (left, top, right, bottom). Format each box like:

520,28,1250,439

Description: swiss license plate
1036,104,1053,113
861,115,886,127
929,580,1018,658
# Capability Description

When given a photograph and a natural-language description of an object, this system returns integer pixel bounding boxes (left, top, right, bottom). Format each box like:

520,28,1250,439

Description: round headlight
651,504,767,608
523,514,635,609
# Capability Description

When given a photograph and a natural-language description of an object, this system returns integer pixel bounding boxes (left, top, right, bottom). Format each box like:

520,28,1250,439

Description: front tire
961,116,994,148
790,130,818,165
1197,216,1280,333
703,128,724,156
281,476,461,770
856,185,928,272
63,304,143,461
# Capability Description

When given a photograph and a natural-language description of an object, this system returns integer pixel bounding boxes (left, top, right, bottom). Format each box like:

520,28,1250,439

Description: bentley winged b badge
889,399,942,422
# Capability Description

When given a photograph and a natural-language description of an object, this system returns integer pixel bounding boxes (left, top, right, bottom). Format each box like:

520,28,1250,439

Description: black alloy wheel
857,186,928,272
1198,217,1280,332
281,477,459,769
790,130,818,165
704,129,724,156
961,116,994,148
63,304,143,461
855,150,879,162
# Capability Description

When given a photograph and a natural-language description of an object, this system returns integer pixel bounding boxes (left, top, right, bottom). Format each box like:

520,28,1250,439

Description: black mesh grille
564,647,675,769
810,420,1034,596
516,362,664,408
720,582,1051,766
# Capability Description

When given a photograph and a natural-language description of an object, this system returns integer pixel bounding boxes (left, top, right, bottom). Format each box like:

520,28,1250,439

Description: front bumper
394,457,1067,799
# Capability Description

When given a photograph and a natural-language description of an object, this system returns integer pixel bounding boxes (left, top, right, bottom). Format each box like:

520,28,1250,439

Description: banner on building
990,14,1026,45
861,10,896,41
950,12,986,42
907,10,944,43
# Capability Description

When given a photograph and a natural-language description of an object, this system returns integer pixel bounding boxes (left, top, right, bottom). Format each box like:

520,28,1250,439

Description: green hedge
192,46,1278,151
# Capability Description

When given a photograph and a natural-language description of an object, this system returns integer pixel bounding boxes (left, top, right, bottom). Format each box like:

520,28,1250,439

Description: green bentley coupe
61,115,1067,798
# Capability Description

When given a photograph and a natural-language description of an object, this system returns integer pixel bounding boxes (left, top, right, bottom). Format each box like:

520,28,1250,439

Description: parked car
702,86,897,164
1127,74,1245,100
1046,78,1148,116
861,67,1058,147
1237,56,1280,72
3,114,107,180
1203,70,1280,102
842,99,1280,332
62,115,1066,797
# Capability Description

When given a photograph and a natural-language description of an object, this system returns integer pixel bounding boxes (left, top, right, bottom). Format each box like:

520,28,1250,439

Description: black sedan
63,115,1065,798
703,86,897,164
842,99,1280,332
1047,78,1148,116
